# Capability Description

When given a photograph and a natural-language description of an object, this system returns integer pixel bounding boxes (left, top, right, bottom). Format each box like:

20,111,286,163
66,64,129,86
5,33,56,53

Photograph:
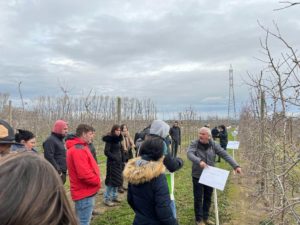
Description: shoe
112,197,122,203
118,187,124,193
92,209,102,216
103,200,115,207
203,219,214,225
196,221,205,225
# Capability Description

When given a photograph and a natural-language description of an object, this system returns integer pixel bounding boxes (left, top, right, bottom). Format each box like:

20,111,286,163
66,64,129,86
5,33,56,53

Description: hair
199,127,212,138
15,129,35,143
120,124,127,131
0,152,78,225
139,136,164,161
75,124,94,137
110,124,121,135
218,125,226,131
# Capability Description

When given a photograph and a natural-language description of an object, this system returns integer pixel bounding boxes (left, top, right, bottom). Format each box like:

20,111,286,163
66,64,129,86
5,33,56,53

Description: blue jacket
124,157,178,225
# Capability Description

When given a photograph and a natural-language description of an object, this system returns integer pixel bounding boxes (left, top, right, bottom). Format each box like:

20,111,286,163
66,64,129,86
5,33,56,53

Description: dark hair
0,153,78,225
139,137,164,161
110,124,121,135
15,129,35,143
219,125,226,131
120,124,127,131
75,124,94,137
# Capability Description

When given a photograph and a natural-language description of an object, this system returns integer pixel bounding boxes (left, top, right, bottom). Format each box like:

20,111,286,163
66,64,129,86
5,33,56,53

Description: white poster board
199,166,230,191
227,141,240,150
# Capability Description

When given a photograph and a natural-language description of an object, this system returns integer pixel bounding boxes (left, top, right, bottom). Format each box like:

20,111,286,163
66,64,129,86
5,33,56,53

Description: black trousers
171,140,179,157
192,177,213,221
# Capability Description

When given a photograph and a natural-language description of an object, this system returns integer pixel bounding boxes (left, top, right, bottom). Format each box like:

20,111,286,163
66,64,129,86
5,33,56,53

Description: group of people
0,118,241,225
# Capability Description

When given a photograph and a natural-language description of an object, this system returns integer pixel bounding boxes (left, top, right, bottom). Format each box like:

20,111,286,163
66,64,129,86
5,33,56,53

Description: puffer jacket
187,139,239,178
124,157,178,225
103,134,123,187
66,137,101,201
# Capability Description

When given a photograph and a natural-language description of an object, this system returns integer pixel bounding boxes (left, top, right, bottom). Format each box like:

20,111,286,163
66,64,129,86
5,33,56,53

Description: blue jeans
75,196,95,225
104,185,118,201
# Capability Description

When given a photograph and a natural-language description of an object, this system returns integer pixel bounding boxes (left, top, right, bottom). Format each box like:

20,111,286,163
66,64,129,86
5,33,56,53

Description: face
61,125,69,137
122,126,128,135
82,131,94,144
174,122,178,127
114,128,121,136
91,131,96,140
22,138,36,151
199,129,210,144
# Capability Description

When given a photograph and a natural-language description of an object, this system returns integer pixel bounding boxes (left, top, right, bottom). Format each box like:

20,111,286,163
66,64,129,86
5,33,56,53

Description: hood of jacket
102,134,123,143
65,137,87,150
149,120,170,139
123,157,165,185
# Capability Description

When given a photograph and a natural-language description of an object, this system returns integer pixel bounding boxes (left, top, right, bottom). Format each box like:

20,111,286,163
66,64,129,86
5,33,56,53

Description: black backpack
134,126,150,144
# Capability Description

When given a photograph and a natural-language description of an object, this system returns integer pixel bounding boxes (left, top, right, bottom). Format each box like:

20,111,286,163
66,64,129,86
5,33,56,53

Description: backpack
134,126,150,144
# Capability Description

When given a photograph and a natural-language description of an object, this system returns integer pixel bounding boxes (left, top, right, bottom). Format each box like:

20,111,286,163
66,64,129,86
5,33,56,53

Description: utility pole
228,65,237,123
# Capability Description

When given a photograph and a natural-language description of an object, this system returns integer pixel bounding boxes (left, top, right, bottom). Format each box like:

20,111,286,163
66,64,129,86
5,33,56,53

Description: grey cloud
1,0,300,116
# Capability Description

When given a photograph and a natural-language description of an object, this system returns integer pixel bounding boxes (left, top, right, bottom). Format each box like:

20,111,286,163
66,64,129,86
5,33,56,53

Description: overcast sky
0,0,299,118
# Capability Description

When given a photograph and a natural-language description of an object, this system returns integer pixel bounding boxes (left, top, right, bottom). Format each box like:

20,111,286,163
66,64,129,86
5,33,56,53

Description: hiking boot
203,219,214,225
103,200,115,207
112,197,122,203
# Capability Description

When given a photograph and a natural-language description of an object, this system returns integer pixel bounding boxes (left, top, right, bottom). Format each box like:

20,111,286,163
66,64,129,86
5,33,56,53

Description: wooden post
117,97,121,124
8,100,12,124
214,189,220,225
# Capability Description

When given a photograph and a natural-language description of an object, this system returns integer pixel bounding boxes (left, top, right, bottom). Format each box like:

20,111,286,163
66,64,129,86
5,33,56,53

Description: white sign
227,141,240,150
199,166,230,191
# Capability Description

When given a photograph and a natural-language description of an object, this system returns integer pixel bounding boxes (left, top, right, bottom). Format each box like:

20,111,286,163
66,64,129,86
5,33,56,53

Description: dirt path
226,164,268,225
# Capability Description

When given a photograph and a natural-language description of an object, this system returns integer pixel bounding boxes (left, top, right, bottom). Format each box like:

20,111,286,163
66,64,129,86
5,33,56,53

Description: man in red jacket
66,124,101,225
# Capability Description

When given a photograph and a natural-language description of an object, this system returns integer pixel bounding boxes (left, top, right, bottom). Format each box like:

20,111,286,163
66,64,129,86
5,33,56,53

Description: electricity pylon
228,65,237,122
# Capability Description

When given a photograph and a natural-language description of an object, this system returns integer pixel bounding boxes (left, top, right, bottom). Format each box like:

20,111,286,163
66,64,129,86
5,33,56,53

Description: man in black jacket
43,120,68,184
169,121,181,157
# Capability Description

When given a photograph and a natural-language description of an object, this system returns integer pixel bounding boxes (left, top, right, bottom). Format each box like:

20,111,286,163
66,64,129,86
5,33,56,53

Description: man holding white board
187,127,242,225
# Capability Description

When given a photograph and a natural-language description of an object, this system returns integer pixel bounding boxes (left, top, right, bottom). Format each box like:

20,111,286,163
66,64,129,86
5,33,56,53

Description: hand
199,161,208,169
234,167,242,175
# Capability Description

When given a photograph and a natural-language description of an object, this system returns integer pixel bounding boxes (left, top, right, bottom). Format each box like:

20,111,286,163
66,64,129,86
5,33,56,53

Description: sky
0,0,299,118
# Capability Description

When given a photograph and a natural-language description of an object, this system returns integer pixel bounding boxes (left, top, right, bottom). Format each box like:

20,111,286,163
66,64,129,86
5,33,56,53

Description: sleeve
153,176,178,225
43,140,61,173
163,154,184,173
127,185,135,210
214,143,239,168
187,140,202,165
169,128,173,137
72,149,100,185
104,143,118,161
